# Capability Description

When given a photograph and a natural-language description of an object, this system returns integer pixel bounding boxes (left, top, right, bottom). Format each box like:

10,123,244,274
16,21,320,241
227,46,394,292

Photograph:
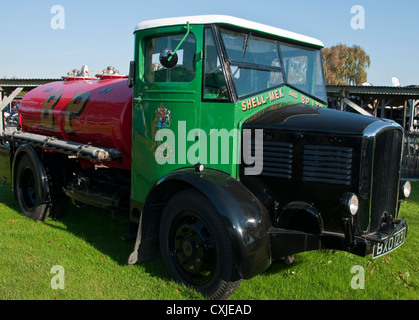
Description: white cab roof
134,15,324,47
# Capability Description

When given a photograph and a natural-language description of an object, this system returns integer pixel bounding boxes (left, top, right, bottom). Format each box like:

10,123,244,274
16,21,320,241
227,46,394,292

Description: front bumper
268,217,408,260
364,217,407,259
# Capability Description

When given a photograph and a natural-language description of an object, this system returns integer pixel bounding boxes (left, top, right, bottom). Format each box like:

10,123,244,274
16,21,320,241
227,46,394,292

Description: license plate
372,227,406,259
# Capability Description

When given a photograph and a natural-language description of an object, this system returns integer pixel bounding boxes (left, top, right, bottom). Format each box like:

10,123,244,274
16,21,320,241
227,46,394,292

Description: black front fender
129,168,272,280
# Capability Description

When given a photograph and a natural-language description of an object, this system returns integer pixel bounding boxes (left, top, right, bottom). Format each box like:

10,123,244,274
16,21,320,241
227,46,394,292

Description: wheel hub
174,221,210,275
182,240,193,257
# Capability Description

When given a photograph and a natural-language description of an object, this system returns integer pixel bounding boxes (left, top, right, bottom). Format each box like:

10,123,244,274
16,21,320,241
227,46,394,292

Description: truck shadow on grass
0,183,170,282
44,202,212,299
52,202,171,278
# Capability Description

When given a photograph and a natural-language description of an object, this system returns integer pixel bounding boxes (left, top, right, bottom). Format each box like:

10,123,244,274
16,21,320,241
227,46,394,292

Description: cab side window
145,33,196,83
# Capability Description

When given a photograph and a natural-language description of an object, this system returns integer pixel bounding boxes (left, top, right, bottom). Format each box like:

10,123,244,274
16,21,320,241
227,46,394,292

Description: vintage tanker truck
0,15,411,299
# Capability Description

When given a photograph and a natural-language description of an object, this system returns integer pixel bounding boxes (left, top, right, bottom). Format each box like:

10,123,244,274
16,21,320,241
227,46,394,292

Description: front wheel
159,189,241,300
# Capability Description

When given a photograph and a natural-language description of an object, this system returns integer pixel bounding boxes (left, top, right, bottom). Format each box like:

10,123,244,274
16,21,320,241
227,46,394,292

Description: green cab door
131,24,203,203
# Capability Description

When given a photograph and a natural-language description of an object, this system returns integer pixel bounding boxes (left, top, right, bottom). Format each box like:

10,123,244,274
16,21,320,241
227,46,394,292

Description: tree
322,44,371,86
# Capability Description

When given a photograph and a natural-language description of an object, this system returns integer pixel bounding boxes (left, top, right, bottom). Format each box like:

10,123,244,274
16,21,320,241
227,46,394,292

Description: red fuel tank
19,76,132,170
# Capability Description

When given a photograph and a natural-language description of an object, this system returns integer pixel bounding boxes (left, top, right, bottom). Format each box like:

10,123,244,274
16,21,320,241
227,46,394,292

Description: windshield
218,27,327,103
279,42,327,103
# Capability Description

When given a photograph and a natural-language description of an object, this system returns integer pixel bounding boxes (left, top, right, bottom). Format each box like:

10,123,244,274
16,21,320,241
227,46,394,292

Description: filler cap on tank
62,65,96,81
95,66,127,80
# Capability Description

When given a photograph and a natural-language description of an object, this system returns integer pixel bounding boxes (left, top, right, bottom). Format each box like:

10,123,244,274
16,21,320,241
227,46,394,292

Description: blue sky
1,0,418,86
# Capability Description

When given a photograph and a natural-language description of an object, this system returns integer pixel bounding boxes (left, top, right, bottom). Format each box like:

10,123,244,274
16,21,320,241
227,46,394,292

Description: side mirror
159,22,190,69
128,61,135,88
159,48,178,69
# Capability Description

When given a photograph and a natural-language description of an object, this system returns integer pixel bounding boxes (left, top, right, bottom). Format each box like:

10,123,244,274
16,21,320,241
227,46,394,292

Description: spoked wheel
160,189,241,300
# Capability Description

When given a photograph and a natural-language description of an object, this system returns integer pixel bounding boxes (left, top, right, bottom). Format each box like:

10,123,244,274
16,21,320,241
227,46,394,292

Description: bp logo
155,104,172,128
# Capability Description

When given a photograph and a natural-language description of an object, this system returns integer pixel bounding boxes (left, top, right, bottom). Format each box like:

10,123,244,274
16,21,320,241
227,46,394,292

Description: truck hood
243,104,382,136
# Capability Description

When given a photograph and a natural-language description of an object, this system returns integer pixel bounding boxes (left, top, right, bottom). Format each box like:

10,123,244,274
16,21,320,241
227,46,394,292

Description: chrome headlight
400,180,412,199
341,193,359,216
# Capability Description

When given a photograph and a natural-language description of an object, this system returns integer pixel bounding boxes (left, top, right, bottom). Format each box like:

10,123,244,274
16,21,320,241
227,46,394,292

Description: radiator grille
303,145,352,185
248,141,293,179
369,129,403,231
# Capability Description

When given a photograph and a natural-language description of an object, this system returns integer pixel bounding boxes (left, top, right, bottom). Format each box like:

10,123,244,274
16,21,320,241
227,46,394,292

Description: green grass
0,182,418,300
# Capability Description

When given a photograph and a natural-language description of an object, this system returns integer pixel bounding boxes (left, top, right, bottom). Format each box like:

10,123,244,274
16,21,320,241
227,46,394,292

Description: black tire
159,189,241,300
15,154,50,221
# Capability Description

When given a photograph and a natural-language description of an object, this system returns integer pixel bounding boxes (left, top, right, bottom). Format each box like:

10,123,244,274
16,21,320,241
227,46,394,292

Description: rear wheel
159,189,241,300
15,154,50,221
